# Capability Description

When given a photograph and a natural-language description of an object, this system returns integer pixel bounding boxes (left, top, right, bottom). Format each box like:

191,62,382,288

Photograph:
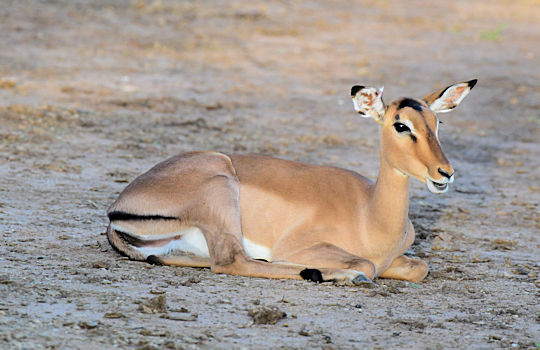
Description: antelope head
351,80,477,193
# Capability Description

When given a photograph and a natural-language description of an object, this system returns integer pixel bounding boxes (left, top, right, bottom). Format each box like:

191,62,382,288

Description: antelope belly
243,238,273,262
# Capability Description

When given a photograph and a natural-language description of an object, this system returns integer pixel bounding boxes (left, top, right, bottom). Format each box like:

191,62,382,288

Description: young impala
107,80,477,283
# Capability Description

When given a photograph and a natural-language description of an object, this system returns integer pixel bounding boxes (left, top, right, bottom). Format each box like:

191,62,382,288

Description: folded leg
378,255,428,282
274,242,377,280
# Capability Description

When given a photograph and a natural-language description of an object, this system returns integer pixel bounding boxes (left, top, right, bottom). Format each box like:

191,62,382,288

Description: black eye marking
395,114,400,120
393,122,410,133
393,122,417,142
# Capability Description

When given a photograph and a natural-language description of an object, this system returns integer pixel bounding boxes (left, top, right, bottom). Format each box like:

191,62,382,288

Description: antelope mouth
426,176,450,194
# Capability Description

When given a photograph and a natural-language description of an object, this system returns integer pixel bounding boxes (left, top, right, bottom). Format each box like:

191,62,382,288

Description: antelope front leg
378,255,428,282
274,242,377,283
208,233,368,284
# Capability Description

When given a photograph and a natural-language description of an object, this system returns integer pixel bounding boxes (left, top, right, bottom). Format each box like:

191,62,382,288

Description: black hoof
352,273,374,286
300,268,324,283
146,255,163,265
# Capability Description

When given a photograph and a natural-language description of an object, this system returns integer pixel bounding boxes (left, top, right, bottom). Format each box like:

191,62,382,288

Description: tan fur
107,80,476,283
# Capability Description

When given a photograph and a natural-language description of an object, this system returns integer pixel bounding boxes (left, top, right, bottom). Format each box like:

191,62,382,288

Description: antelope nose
438,168,454,180
438,168,452,178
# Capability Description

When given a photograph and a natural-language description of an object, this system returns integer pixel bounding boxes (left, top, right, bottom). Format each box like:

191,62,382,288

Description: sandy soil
0,0,539,349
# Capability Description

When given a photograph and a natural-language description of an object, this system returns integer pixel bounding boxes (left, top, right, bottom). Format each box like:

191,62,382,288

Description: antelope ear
351,85,385,123
423,79,478,113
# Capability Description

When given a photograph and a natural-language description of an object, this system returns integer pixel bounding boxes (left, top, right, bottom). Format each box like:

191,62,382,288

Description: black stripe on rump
112,227,179,248
108,211,179,221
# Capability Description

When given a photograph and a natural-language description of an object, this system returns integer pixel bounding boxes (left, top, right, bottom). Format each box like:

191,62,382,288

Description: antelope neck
368,152,410,236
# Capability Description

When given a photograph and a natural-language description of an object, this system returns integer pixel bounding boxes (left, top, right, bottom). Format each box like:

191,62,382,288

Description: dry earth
0,0,539,349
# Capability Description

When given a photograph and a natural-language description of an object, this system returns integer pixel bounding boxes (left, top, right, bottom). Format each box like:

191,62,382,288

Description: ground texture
0,0,539,349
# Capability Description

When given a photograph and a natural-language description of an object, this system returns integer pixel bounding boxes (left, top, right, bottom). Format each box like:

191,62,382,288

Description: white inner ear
351,96,367,116
373,87,385,117
352,87,385,120
430,83,470,113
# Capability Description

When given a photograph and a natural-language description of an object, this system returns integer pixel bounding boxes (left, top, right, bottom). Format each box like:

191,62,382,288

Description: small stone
149,289,166,295
431,237,449,251
415,248,427,258
322,335,332,344
248,306,286,325
139,304,154,314
163,341,176,349
161,313,198,322
139,329,153,336
78,321,98,329
298,327,310,336
492,239,517,250
92,261,110,269
471,255,491,263
139,295,167,314
511,266,529,275
180,277,201,286
169,307,189,313
457,207,470,214
0,79,16,89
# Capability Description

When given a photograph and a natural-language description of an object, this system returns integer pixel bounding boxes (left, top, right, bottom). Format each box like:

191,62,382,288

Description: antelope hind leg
146,254,211,268
378,255,428,282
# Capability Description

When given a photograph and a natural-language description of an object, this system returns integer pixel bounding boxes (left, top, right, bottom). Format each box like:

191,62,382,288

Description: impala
107,80,477,283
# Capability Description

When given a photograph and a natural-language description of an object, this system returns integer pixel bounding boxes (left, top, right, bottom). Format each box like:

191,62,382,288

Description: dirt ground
0,0,539,349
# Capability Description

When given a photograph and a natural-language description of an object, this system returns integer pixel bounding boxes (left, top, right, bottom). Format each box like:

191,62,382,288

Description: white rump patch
130,227,210,258
115,222,272,261
243,238,273,262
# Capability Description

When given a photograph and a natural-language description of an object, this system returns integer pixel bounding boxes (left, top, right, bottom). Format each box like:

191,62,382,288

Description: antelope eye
393,122,410,133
